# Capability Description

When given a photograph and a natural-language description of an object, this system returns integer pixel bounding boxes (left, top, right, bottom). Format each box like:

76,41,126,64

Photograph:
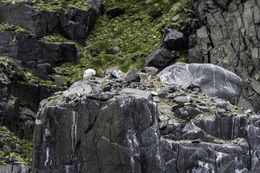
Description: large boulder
163,30,188,51
0,31,79,78
158,63,243,104
144,45,174,70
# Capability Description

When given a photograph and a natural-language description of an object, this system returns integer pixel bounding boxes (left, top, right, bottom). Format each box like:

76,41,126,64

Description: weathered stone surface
0,57,63,139
190,0,260,112
144,45,174,70
0,163,31,173
33,75,260,173
163,30,188,51
125,69,141,83
0,2,101,43
0,31,79,78
158,63,243,105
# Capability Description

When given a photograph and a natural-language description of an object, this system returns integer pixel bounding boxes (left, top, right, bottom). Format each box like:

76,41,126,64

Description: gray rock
0,31,79,79
163,30,188,51
144,45,174,70
63,81,92,97
0,3,100,45
174,95,191,103
139,73,152,80
190,0,260,112
171,15,179,22
0,163,31,173
110,69,123,79
144,66,158,75
87,0,102,13
173,106,201,120
33,81,260,173
119,88,151,99
112,45,120,54
125,69,141,83
158,63,243,104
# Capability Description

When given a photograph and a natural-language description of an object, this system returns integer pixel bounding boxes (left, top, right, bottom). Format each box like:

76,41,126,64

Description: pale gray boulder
158,63,243,104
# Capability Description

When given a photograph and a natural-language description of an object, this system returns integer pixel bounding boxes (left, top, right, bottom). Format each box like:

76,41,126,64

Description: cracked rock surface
190,0,260,112
33,68,260,173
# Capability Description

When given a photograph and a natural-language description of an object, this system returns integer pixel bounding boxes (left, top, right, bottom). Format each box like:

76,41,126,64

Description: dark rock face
144,45,174,70
107,7,125,18
163,30,188,51
0,2,100,43
33,74,260,172
0,31,78,78
125,69,141,83
190,0,260,112
33,97,159,173
0,163,31,173
58,6,98,45
158,63,244,105
0,57,63,140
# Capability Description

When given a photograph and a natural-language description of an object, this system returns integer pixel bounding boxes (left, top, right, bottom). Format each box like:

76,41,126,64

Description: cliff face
0,0,260,172
33,68,260,172
189,0,260,112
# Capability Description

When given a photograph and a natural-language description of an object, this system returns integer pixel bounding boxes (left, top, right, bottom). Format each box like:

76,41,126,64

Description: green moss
0,126,32,167
244,78,251,85
0,22,31,34
0,56,60,87
33,0,92,10
41,34,72,43
40,93,64,109
176,55,187,63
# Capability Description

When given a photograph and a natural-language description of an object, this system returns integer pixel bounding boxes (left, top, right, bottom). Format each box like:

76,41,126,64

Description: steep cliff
0,0,260,172
189,0,260,112
33,67,260,172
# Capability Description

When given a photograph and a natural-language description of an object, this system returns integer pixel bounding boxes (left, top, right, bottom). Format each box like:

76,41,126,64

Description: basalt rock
0,1,101,43
0,31,79,78
144,45,175,70
190,0,260,112
0,57,64,140
33,71,260,172
163,30,188,51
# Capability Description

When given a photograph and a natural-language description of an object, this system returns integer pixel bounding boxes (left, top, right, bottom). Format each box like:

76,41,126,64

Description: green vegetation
33,0,92,10
0,57,60,87
2,0,92,10
0,126,32,167
41,34,72,43
244,78,251,85
55,0,192,83
0,22,30,33
1,0,192,85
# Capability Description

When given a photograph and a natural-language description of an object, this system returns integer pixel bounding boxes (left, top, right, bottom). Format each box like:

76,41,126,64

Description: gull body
83,69,96,83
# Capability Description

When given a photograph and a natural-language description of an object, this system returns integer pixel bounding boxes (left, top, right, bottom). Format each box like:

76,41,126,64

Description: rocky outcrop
0,126,32,173
0,0,102,79
0,57,63,140
0,31,78,79
144,45,175,70
0,2,101,43
33,68,260,172
158,63,244,105
190,0,260,112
